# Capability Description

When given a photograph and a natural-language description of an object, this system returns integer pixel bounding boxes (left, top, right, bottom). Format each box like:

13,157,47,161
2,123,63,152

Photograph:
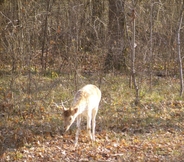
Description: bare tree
41,0,52,72
131,8,139,105
177,0,184,96
104,0,126,72
149,0,153,90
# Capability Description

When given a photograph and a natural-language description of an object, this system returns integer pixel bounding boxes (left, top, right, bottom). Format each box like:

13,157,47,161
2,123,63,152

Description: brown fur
63,108,78,117
63,110,71,117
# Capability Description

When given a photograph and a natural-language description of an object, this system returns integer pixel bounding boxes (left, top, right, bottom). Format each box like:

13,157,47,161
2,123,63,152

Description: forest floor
0,73,184,161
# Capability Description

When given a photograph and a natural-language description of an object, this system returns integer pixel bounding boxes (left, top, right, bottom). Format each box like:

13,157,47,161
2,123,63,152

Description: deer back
72,84,101,114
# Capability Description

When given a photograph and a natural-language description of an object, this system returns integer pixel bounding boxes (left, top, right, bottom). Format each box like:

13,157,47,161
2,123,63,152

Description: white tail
63,84,101,146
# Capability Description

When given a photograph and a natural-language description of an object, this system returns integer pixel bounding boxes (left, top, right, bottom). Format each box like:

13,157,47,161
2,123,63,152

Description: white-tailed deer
59,84,101,146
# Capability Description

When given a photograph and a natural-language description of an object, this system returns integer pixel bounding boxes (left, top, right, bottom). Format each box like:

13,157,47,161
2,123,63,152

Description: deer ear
73,107,78,114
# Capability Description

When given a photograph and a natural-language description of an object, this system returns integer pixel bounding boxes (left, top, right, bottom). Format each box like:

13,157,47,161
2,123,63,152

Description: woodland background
0,0,184,161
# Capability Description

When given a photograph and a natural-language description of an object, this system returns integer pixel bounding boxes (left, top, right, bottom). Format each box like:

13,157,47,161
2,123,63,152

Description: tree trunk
131,9,139,105
41,0,51,72
104,0,126,72
177,0,184,96
149,0,153,90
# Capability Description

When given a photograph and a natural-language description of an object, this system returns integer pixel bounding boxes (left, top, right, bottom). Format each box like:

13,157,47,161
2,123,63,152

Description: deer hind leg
74,115,81,146
91,107,98,141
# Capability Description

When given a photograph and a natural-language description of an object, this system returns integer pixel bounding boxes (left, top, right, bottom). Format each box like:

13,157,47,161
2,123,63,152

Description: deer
54,84,101,146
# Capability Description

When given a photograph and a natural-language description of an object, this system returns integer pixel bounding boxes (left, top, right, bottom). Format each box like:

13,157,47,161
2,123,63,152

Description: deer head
63,107,78,132
52,102,78,132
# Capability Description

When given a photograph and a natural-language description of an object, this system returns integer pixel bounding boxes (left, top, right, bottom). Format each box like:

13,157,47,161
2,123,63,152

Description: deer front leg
87,115,93,140
74,115,81,146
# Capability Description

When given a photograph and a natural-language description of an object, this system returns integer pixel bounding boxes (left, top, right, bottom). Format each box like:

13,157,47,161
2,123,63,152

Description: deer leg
92,108,98,141
87,114,92,140
74,115,81,146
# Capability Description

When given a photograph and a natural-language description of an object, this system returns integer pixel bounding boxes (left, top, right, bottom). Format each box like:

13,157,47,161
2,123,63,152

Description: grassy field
0,73,184,161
